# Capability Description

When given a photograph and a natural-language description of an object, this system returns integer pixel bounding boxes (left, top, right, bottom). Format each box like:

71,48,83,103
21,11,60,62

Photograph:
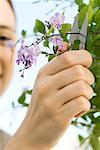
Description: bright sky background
0,0,89,149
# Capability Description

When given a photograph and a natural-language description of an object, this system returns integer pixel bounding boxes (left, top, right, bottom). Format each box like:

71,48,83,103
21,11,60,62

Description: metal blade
69,15,79,46
79,13,88,49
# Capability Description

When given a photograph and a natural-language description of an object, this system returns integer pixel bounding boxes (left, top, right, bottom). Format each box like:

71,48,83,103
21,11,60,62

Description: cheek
1,48,15,90
3,48,14,73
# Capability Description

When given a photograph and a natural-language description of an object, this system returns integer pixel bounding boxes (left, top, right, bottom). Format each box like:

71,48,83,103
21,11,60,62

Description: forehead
0,0,16,32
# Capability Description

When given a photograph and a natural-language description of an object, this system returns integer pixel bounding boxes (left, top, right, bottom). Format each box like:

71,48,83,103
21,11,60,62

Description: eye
0,36,10,41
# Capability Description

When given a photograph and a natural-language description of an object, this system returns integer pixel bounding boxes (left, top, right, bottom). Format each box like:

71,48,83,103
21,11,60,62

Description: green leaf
76,0,86,12
86,34,94,53
78,5,88,28
94,77,100,94
18,92,26,104
89,0,94,8
21,30,27,38
59,23,71,41
75,0,83,5
94,9,100,23
88,5,94,23
90,59,100,76
59,30,68,42
94,0,100,8
26,90,32,95
47,26,54,36
60,23,71,35
93,123,100,137
72,39,80,50
92,35,100,56
92,22,100,33
90,135,100,150
23,103,29,107
91,96,100,109
78,135,84,143
34,19,46,34
90,124,100,150
43,39,49,48
92,116,100,124
48,54,55,61
18,90,32,107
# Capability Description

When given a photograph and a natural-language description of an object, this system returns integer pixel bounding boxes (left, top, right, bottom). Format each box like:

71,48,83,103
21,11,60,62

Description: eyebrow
0,25,15,33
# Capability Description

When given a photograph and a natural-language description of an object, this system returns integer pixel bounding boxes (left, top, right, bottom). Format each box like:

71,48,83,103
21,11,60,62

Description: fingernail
91,93,97,99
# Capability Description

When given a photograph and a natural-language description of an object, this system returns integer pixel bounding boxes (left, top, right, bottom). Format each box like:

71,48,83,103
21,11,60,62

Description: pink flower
16,40,41,69
49,13,65,29
26,45,41,66
49,36,64,49
16,40,27,65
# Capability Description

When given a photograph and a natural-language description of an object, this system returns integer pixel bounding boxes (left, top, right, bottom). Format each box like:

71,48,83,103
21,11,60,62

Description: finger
57,96,91,120
75,111,87,118
39,50,93,76
56,42,69,55
52,80,94,108
52,65,95,90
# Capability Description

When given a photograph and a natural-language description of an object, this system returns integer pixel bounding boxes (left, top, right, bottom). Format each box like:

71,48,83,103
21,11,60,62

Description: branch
32,0,75,4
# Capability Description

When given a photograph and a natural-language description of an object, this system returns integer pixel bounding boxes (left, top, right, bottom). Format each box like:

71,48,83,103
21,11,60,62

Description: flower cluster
16,40,41,76
49,12,65,29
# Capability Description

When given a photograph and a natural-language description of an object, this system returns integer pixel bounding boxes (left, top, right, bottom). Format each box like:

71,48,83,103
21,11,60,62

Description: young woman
0,0,95,149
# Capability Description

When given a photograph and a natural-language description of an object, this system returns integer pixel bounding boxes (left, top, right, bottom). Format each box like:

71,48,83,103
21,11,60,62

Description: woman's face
0,0,16,96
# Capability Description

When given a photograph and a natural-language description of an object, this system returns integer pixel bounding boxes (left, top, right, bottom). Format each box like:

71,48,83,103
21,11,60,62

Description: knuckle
74,65,85,79
76,80,93,99
36,82,47,97
36,77,51,99
61,52,73,65
37,68,44,78
76,80,87,94
82,50,93,67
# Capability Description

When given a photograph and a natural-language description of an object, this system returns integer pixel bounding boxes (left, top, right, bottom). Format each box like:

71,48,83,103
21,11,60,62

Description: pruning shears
56,13,88,56
69,13,88,50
